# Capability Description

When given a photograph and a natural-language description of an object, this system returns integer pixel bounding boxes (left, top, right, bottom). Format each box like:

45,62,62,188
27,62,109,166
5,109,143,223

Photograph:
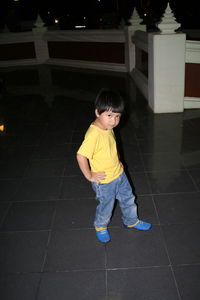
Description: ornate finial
34,14,45,28
157,3,180,34
129,8,146,31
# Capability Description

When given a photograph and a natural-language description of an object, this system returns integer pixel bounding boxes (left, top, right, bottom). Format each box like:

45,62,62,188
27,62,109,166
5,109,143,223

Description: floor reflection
0,65,200,299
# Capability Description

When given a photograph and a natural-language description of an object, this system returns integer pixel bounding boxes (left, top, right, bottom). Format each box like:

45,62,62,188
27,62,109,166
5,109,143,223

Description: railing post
32,15,49,64
148,3,186,113
124,8,145,72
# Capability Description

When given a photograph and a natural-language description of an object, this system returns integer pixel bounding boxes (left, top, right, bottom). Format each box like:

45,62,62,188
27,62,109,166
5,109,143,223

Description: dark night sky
0,0,200,28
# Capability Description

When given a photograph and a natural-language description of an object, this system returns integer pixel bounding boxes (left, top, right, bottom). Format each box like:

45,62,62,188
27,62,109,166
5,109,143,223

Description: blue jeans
91,172,138,228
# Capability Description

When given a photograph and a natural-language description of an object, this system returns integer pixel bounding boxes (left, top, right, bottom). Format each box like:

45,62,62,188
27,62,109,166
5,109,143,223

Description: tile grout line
158,225,182,300
134,130,154,195
185,168,200,192
105,243,109,299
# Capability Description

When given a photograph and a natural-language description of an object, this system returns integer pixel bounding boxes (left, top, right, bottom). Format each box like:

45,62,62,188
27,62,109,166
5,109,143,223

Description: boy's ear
95,109,100,117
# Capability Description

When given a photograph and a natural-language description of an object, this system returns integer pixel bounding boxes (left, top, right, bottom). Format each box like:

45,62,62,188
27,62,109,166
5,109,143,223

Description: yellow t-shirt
77,124,123,183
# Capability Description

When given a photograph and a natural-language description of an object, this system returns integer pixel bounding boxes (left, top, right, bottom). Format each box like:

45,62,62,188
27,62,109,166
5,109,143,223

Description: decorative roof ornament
157,2,180,34
129,8,146,31
34,14,45,28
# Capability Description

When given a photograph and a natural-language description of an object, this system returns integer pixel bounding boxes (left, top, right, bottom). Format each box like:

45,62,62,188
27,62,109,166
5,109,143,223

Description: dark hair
94,88,124,114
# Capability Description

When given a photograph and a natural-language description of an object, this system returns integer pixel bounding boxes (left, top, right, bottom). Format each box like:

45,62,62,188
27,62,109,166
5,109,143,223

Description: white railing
185,40,200,63
184,40,200,108
0,28,127,72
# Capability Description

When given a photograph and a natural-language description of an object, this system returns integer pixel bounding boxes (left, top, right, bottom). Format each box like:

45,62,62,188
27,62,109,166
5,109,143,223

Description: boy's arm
76,153,105,183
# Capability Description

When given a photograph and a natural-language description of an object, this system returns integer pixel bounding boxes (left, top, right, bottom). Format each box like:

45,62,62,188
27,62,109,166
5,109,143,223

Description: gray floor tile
64,156,81,176
147,170,197,194
0,135,20,148
38,271,106,300
71,131,86,144
154,192,200,224
0,159,29,178
188,169,200,190
0,203,10,224
0,179,21,201
0,231,49,273
123,153,145,172
120,143,140,160
107,267,180,300
12,178,61,201
136,195,158,224
182,152,200,169
119,131,138,146
31,144,54,159
181,136,200,153
0,201,56,231
44,230,105,271
24,159,65,177
142,152,184,171
19,132,43,146
129,172,152,195
49,144,73,159
53,198,95,230
173,265,200,300
40,131,73,146
162,223,200,265
138,137,181,154
60,176,94,199
6,145,35,160
106,226,169,268
0,273,41,300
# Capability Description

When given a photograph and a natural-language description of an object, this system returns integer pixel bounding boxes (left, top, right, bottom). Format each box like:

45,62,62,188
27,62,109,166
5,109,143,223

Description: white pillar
148,3,186,113
124,9,145,72
124,26,136,72
32,15,49,64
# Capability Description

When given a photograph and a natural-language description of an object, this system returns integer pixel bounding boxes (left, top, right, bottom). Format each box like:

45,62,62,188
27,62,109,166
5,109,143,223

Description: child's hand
89,171,106,183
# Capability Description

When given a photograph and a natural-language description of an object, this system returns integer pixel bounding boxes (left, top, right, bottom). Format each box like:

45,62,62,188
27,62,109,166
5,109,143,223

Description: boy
76,89,151,243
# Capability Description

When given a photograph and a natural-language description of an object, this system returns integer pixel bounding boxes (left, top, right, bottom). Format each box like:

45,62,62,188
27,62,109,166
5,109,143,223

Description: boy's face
95,109,121,130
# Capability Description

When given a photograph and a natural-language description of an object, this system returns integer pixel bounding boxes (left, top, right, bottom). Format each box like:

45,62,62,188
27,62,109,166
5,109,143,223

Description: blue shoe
124,220,151,231
95,227,110,243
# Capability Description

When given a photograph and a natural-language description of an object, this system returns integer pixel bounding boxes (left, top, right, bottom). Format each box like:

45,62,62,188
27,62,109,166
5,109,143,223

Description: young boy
76,89,151,243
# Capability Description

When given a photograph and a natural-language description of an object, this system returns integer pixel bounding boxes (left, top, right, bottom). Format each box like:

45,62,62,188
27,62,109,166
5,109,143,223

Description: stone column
32,14,49,64
148,3,186,113
124,8,145,72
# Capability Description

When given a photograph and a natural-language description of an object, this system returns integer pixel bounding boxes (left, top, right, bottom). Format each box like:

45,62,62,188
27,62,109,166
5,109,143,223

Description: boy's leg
91,181,117,242
116,172,138,226
92,182,116,228
116,172,151,230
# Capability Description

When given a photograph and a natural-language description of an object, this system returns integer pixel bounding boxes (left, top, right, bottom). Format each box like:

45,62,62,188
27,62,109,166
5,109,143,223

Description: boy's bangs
105,104,124,114
95,90,125,114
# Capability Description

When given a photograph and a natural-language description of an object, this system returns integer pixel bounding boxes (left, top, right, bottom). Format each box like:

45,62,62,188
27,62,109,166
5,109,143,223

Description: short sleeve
77,129,98,160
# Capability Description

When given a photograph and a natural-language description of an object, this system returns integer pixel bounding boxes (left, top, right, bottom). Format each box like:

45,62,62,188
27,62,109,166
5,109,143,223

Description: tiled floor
0,65,200,299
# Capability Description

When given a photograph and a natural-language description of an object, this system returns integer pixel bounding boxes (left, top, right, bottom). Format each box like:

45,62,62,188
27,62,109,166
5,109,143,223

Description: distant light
48,11,51,15
144,13,147,17
54,18,59,24
75,25,86,29
0,124,5,132
13,0,20,2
